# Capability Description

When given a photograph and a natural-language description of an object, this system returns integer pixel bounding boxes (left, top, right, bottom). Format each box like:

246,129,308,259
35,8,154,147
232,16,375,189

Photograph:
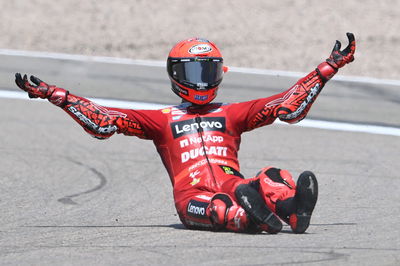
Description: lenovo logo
171,117,226,138
187,200,209,219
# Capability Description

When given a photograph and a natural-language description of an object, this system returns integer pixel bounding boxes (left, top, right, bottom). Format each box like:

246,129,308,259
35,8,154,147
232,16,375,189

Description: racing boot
235,184,282,234
278,171,318,234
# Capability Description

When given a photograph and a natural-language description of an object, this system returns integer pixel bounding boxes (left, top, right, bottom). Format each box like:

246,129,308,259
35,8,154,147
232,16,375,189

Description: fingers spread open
332,40,341,52
343,32,356,55
15,73,24,89
346,32,355,44
30,75,43,86
23,74,30,86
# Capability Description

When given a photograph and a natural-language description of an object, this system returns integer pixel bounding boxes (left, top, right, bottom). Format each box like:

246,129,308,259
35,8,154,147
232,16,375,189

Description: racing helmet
167,38,226,105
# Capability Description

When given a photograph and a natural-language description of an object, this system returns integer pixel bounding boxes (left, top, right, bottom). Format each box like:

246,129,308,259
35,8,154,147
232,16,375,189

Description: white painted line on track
2,90,399,137
278,119,400,137
228,67,400,87
1,48,400,87
0,49,165,67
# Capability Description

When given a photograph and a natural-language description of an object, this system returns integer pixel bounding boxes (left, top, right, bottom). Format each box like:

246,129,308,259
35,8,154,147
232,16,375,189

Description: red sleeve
226,88,293,133
113,108,166,140
227,65,335,133
60,93,165,140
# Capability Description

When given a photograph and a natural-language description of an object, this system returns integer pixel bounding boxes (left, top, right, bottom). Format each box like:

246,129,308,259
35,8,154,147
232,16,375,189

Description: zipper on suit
195,115,217,186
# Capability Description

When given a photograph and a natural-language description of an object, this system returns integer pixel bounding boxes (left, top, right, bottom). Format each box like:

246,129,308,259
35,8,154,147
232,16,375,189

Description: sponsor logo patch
280,83,321,120
263,177,286,187
179,135,224,148
190,178,201,186
181,146,227,163
187,200,209,219
194,95,209,101
67,106,118,135
195,194,212,201
219,165,244,178
188,158,228,172
222,166,234,175
189,170,201,186
171,117,226,138
172,83,189,95
188,44,213,55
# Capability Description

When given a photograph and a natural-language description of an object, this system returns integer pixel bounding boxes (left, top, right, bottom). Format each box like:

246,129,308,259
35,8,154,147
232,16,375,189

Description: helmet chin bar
171,81,217,106
197,83,208,91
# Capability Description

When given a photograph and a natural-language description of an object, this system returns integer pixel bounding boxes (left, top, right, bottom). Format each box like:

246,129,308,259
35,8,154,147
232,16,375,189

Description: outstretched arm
275,33,356,123
233,33,356,131
15,74,147,139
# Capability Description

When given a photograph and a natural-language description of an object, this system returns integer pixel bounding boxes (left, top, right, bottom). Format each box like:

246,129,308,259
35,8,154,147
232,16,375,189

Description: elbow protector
48,87,69,107
275,62,336,124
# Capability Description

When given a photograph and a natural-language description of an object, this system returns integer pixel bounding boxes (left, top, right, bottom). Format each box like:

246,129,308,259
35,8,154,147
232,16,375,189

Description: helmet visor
168,58,223,90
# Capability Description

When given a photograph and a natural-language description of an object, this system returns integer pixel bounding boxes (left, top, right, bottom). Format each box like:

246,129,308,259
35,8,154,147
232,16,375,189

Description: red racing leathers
22,62,335,231
15,57,343,232
15,33,356,233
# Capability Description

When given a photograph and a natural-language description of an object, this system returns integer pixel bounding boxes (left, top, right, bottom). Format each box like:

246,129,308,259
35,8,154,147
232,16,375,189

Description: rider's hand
15,73,56,99
326,32,356,69
15,73,68,106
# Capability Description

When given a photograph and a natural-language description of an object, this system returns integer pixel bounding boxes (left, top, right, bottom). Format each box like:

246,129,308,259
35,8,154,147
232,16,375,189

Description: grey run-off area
0,53,399,265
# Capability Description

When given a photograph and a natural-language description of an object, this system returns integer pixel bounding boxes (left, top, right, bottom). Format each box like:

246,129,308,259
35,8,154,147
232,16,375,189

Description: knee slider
207,193,249,232
207,194,233,228
257,167,295,189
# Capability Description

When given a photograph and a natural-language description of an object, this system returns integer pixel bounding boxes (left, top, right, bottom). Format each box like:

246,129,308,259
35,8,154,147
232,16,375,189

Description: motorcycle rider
15,33,355,234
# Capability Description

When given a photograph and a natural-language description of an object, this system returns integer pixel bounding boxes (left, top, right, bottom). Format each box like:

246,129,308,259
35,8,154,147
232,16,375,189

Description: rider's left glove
326,32,356,69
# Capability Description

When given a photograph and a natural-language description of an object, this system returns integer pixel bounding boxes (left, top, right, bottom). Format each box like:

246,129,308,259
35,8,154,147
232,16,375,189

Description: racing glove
326,32,356,69
15,73,68,107
317,32,356,80
275,33,356,123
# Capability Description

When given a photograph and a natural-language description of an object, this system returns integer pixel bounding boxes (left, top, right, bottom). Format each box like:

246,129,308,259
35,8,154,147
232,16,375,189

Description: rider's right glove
15,73,68,107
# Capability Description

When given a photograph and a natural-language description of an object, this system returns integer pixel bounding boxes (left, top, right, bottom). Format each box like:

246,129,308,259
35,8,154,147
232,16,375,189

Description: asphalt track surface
1,53,399,265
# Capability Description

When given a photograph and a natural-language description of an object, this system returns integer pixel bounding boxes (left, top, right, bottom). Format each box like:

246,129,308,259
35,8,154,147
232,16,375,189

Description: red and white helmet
167,38,226,105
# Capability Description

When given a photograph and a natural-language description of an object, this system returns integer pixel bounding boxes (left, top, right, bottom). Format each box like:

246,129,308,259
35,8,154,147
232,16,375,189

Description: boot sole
235,184,282,234
292,171,318,234
264,212,283,234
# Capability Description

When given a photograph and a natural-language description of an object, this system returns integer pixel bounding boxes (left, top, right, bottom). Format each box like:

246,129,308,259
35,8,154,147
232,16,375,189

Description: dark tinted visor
168,58,223,90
